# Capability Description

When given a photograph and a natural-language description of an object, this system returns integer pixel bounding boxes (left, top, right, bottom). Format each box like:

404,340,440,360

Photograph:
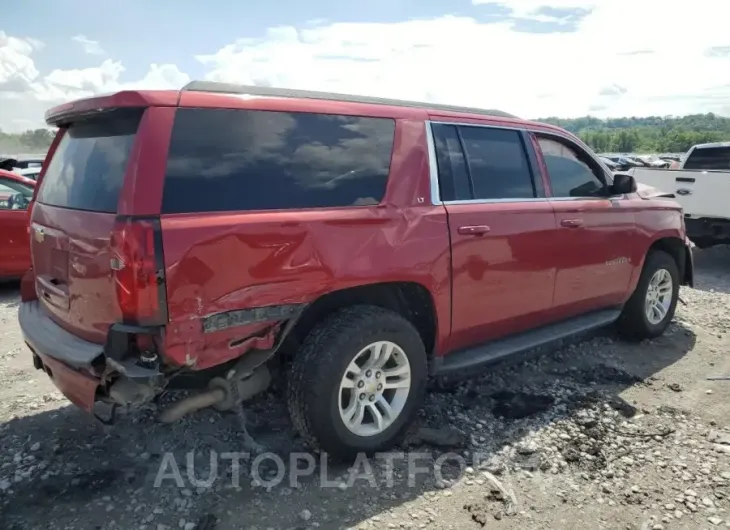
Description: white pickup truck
629,142,730,248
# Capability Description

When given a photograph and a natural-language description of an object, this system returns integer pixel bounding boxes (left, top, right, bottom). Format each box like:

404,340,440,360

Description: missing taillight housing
110,216,167,325
26,200,34,235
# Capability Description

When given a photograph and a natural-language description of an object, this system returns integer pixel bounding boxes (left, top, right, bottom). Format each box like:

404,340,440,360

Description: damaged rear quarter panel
159,119,451,370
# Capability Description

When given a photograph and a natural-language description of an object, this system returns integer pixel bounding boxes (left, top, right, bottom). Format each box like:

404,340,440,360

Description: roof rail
181,81,518,119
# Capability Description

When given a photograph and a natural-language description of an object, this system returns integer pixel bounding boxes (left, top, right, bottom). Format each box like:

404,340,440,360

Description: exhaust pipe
159,365,271,423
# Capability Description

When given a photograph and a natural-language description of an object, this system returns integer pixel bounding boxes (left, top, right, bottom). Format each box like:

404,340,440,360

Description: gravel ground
0,246,729,530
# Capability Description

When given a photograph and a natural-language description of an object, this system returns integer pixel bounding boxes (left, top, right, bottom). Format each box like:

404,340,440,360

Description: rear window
683,146,730,170
38,110,142,213
162,108,395,214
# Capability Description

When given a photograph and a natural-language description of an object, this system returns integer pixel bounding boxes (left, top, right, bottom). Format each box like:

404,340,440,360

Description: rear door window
162,109,396,213
683,146,730,170
458,126,537,200
37,109,142,213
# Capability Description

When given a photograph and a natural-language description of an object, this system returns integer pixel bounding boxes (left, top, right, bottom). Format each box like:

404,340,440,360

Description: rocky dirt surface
1,246,729,530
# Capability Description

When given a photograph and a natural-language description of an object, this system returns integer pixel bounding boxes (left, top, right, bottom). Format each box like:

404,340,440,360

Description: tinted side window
458,127,536,200
683,146,730,170
162,109,395,214
538,138,605,198
431,124,471,201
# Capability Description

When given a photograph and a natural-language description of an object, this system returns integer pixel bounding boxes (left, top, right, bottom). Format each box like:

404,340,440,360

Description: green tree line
2,112,730,156
0,128,56,155
539,113,730,153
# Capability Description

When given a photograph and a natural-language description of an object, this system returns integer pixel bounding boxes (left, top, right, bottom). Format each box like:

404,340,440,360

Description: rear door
0,175,34,278
535,134,636,318
430,122,559,352
30,109,143,343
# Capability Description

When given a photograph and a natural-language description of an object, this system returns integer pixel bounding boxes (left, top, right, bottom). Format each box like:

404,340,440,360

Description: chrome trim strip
431,120,526,133
549,196,618,202
426,119,614,205
424,121,442,205
431,119,613,183
443,198,549,205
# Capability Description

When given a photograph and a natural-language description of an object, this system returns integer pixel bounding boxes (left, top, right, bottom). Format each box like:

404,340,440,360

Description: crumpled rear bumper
19,300,102,412
32,353,99,412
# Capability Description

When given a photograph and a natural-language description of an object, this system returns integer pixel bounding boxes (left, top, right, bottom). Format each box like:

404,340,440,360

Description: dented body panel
153,113,452,369
160,205,451,368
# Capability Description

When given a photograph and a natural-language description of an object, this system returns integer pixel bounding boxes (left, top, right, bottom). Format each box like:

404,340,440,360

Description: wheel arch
280,281,439,369
630,236,691,294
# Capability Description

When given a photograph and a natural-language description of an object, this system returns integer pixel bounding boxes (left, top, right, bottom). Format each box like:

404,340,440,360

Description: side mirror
611,173,637,195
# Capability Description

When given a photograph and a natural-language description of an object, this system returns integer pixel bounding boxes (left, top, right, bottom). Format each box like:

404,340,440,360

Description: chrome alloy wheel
645,268,673,325
338,341,411,437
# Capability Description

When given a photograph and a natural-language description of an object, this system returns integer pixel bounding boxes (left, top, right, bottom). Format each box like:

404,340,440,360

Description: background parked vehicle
1,155,44,167
598,156,620,171
16,167,42,180
0,169,35,280
601,155,643,171
629,141,730,248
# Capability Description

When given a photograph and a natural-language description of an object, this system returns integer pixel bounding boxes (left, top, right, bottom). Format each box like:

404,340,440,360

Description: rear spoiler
45,90,181,126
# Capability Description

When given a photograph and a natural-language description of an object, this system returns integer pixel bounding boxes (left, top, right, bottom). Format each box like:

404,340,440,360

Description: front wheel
617,250,679,340
286,305,427,460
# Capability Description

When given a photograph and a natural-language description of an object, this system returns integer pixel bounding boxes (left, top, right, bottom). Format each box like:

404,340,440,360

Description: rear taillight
26,201,34,235
110,216,167,325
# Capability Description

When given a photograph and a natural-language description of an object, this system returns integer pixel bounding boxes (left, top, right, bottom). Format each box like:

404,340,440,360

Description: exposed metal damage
202,303,304,333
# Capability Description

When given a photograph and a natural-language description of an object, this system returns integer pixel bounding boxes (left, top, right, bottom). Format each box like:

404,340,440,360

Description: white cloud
0,33,189,132
72,34,105,56
0,32,40,93
198,0,730,119
3,1,730,133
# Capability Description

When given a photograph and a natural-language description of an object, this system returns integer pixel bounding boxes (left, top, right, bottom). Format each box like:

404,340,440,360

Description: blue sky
1,0,729,131
5,0,578,78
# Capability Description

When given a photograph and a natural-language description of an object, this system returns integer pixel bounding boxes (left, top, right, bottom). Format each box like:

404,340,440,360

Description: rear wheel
286,305,427,460
617,250,679,340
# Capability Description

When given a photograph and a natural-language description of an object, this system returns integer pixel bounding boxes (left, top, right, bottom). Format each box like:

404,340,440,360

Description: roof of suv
180,81,519,119
44,81,570,137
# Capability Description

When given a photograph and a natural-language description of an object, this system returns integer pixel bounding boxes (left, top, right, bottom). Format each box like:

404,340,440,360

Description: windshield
0,179,34,196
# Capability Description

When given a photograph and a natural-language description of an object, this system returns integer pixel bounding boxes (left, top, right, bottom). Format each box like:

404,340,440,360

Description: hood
635,181,675,199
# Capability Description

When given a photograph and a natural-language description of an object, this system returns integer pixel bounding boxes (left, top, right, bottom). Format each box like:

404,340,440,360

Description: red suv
19,82,693,459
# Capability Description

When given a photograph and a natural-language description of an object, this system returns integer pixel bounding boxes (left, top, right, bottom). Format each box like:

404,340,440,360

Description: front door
534,135,636,318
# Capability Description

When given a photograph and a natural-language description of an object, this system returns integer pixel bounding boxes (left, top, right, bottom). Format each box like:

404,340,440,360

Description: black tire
617,250,679,341
286,305,427,460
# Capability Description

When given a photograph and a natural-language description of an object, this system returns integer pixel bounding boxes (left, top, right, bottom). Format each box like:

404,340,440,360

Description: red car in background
0,159,36,280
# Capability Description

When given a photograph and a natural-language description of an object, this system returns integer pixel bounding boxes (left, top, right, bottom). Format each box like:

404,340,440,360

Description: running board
436,308,622,374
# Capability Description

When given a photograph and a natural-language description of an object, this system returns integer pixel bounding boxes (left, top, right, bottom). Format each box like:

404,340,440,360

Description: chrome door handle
560,219,583,228
457,225,491,235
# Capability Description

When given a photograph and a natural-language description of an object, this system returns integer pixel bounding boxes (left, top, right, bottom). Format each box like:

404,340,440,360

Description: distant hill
538,113,730,153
